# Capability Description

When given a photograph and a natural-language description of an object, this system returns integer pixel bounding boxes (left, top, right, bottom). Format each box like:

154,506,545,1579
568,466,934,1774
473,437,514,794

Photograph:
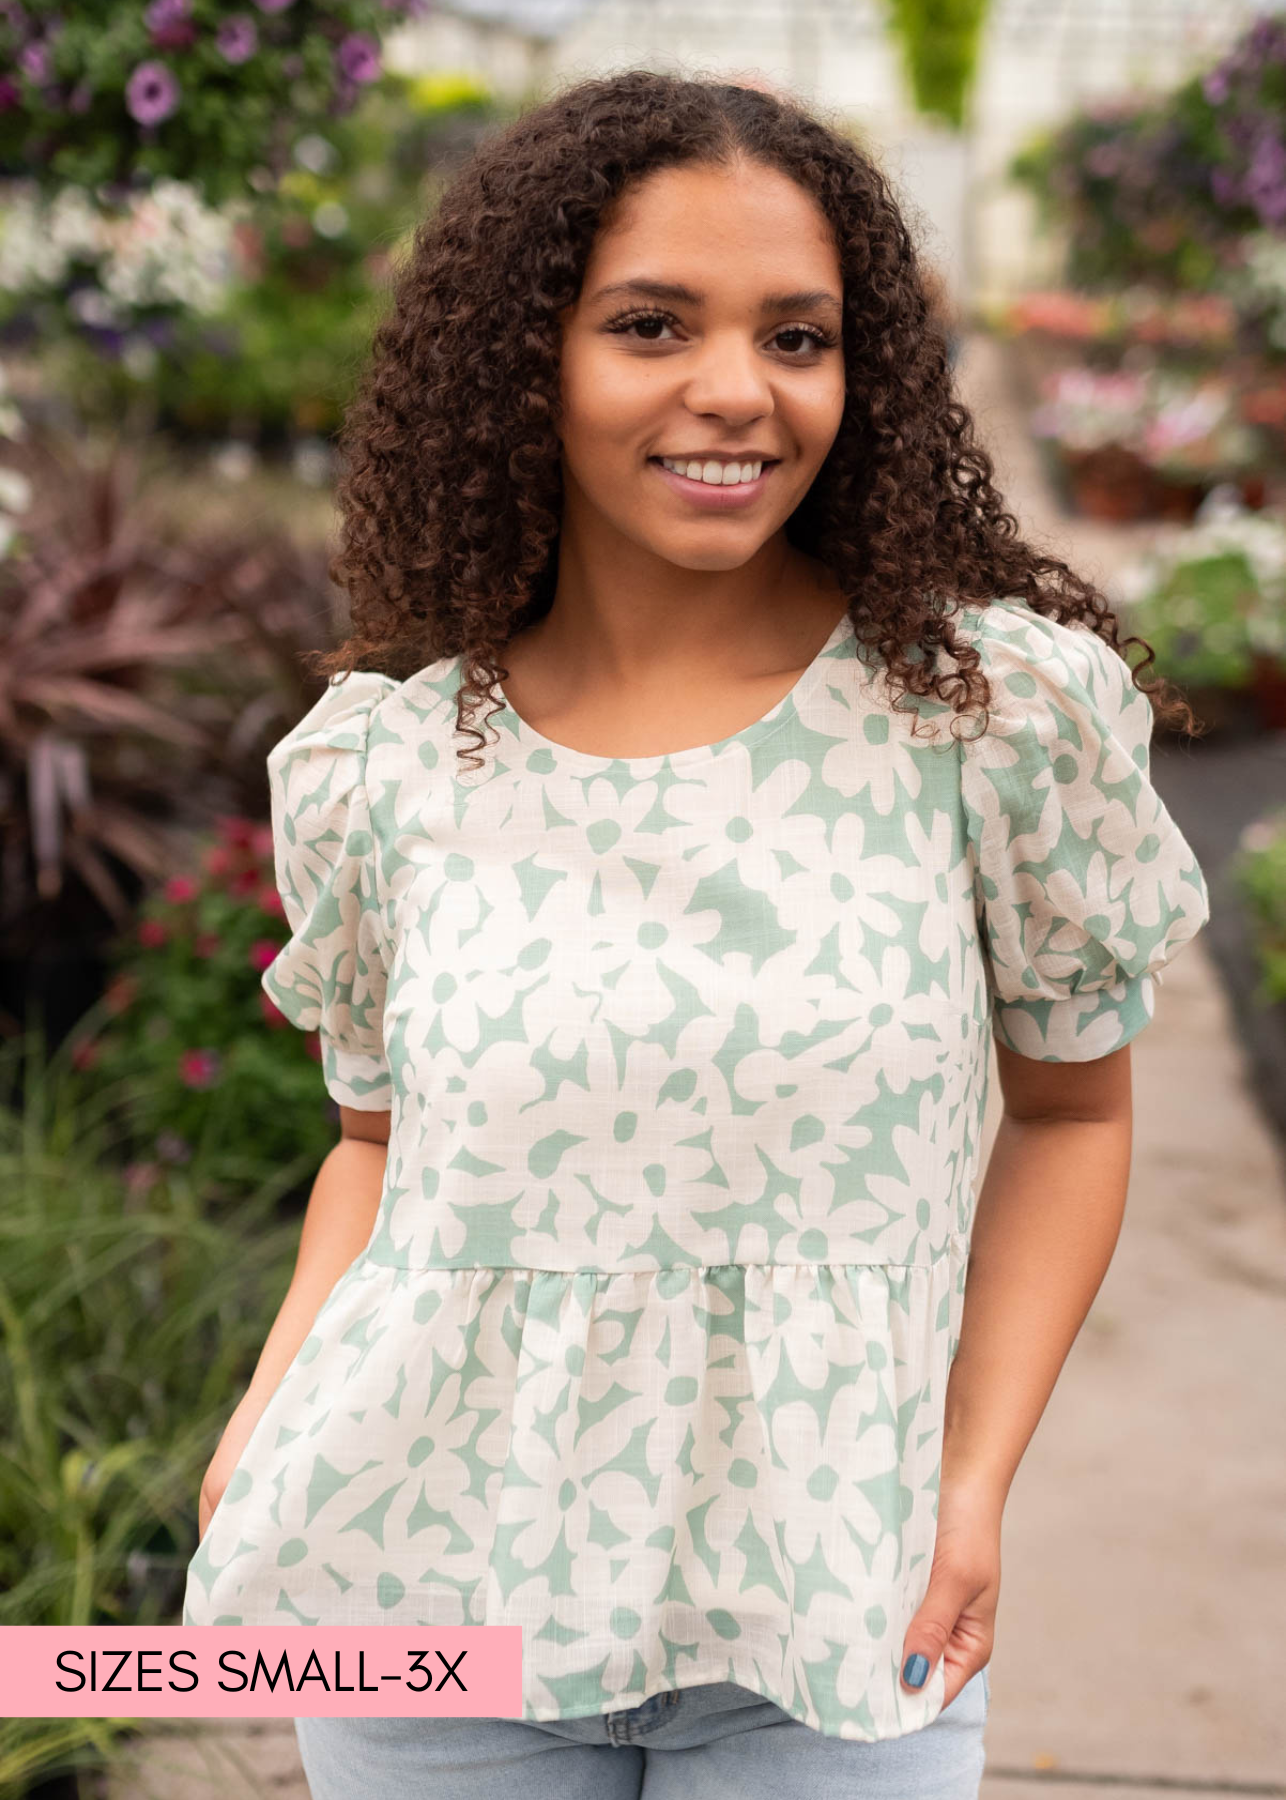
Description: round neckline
493,609,855,775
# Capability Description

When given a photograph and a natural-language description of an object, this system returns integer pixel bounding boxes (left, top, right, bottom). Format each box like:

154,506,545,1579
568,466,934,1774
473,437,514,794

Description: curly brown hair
315,68,1198,770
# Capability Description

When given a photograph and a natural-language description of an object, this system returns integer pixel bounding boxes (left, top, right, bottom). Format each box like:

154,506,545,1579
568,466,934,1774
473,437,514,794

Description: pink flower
138,918,168,948
336,32,381,83
125,59,180,126
70,1038,100,1070
178,1048,222,1090
193,930,221,958
231,866,261,896
164,874,199,903
218,817,256,849
19,40,49,81
251,823,274,859
216,15,258,64
104,974,138,1014
249,938,279,972
124,1161,162,1197
258,884,285,918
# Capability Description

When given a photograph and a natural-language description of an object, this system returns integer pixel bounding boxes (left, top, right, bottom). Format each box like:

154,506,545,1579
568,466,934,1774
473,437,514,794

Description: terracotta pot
1250,655,1286,731
1063,446,1154,521
1172,684,1262,738
1153,477,1208,523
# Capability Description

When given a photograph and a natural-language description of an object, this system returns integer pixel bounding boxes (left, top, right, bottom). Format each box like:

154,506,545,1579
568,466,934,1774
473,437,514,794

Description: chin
639,530,771,572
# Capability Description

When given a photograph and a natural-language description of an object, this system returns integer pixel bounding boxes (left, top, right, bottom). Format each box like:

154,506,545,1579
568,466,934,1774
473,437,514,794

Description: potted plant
1030,364,1267,522
1113,490,1286,732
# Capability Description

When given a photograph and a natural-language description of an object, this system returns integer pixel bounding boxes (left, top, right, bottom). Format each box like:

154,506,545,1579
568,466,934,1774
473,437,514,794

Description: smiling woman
180,68,1211,1800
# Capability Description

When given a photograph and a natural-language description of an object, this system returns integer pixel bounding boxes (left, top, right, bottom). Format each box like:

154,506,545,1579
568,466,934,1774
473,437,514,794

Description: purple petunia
18,40,49,80
144,0,190,24
216,14,258,63
125,59,180,125
336,30,381,83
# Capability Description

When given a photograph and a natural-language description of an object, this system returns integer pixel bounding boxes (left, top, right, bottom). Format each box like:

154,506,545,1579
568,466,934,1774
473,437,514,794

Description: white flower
294,134,338,175
312,201,349,239
210,440,258,482
0,467,31,512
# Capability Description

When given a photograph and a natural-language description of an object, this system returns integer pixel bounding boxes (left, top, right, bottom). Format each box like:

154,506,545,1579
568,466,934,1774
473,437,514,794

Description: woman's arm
942,1040,1134,1506
899,1041,1135,1703
197,1109,391,1539
239,1111,391,1409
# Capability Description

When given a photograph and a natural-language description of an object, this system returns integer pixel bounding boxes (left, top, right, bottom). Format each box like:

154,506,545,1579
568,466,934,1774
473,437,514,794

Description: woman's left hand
898,1483,1002,1708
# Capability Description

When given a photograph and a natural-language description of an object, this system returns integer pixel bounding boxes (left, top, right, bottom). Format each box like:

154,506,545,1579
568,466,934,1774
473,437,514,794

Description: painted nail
903,1653,929,1688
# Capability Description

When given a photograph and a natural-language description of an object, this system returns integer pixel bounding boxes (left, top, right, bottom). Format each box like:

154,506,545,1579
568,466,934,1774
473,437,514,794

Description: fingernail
903,1653,929,1688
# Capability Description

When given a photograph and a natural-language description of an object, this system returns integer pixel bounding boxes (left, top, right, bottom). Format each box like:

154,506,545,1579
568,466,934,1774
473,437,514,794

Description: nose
680,328,775,425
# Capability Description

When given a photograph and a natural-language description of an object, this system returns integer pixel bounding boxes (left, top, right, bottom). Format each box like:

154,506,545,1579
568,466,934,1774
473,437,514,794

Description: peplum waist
183,1245,971,1739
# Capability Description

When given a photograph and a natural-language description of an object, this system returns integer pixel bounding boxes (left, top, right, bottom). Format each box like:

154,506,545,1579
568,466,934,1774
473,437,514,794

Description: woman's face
556,158,847,573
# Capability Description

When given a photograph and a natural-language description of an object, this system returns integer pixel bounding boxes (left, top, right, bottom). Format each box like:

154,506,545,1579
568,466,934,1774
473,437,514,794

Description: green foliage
0,1024,304,1797
6,65,509,442
1121,507,1286,688
1007,101,1229,293
883,0,990,131
1127,547,1273,688
1233,810,1286,1003
0,0,427,205
1007,12,1286,295
74,815,343,1180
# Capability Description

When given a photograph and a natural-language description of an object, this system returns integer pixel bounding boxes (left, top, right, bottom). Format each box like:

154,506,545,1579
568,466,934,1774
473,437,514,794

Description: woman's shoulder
952,595,1139,695
267,654,469,772
948,595,1150,749
267,668,402,772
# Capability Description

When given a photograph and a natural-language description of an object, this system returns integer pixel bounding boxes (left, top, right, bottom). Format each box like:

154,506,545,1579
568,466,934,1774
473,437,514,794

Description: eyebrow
589,278,843,319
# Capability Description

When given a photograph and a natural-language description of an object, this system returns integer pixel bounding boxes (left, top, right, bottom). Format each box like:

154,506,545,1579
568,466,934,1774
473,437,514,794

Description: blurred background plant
0,0,434,201
0,1022,305,1798
70,813,347,1177
0,66,503,445
0,418,359,1056
1233,807,1286,1001
1112,489,1286,716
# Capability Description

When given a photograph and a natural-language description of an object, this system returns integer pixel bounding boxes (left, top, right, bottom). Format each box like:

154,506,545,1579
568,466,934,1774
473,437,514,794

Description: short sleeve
958,600,1211,1062
260,670,401,1109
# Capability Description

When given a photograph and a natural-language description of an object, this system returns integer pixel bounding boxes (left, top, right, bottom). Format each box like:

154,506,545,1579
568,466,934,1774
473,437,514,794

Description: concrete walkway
960,331,1286,1799
103,335,1286,1798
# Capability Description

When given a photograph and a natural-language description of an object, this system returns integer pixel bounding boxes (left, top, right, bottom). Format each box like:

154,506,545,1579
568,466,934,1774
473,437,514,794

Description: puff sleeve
958,600,1211,1062
260,670,401,1109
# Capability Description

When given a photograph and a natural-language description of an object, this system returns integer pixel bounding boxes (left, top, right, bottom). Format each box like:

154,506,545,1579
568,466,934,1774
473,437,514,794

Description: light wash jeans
295,1666,990,1799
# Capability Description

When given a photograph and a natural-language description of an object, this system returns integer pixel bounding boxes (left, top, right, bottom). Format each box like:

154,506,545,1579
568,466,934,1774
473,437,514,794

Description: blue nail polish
903,1653,929,1688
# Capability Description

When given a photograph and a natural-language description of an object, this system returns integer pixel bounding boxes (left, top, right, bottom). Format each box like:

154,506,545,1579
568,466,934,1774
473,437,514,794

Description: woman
183,71,1211,1799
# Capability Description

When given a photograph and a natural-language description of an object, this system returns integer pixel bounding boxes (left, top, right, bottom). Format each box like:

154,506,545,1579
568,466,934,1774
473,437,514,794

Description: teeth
660,457,763,485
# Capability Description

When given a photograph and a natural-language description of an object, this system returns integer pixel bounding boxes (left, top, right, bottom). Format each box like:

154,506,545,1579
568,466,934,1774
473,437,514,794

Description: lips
647,457,779,508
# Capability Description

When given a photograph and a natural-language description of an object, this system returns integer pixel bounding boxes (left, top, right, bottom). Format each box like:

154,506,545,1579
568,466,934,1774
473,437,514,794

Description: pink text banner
0,1627,523,1718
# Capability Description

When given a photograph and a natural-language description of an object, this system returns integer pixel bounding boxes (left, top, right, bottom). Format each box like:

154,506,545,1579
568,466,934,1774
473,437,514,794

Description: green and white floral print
183,597,1210,1742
